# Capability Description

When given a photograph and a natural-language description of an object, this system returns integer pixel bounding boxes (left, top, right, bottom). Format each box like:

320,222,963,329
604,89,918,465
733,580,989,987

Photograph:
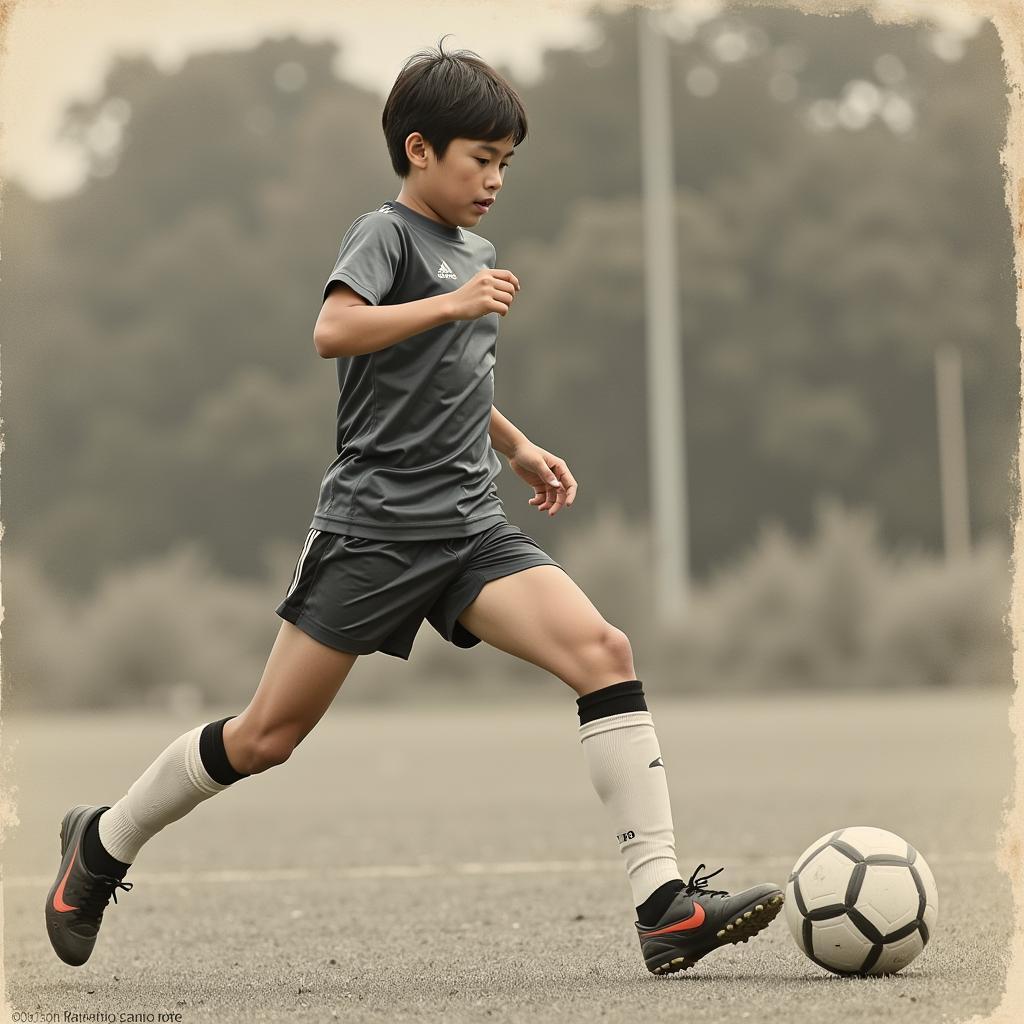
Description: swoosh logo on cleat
52,847,80,912
649,757,664,768
643,902,706,937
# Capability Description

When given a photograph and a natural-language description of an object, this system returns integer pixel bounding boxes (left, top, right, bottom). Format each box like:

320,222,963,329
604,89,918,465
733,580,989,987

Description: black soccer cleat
636,864,784,976
45,804,133,966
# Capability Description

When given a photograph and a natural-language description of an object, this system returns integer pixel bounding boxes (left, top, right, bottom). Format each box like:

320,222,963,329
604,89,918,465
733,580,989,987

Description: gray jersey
310,200,507,540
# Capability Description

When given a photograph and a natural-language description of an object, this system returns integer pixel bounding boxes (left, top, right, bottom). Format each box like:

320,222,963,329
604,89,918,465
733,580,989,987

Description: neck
395,189,453,228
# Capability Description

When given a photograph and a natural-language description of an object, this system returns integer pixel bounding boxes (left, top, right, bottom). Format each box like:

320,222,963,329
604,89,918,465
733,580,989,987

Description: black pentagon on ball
844,861,867,906
909,861,930,945
831,838,865,863
792,873,808,916
847,906,885,945
860,944,885,973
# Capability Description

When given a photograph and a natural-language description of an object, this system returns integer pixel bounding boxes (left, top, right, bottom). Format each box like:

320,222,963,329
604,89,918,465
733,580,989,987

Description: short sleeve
322,212,404,306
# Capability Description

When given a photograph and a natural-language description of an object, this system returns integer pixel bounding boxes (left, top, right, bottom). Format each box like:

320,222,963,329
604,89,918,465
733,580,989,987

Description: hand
450,269,520,320
508,441,578,517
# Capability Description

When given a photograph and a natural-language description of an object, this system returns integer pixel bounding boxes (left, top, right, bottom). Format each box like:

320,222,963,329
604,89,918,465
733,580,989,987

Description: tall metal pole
934,343,971,560
638,5,690,624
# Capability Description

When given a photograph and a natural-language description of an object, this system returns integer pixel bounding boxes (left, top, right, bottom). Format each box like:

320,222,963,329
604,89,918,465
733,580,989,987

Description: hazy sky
0,0,626,199
0,0,978,200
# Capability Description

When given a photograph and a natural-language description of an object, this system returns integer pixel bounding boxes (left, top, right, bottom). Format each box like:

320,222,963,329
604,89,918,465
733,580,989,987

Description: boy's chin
436,207,471,228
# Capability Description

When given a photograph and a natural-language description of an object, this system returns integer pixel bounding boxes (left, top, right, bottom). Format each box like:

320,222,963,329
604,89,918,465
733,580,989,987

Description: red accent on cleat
642,902,706,937
52,848,80,913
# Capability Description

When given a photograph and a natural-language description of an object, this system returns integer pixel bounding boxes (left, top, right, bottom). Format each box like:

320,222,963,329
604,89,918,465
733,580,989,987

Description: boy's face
406,134,516,228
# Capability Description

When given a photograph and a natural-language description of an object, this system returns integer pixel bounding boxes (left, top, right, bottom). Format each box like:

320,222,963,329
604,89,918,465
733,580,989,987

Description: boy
45,39,783,977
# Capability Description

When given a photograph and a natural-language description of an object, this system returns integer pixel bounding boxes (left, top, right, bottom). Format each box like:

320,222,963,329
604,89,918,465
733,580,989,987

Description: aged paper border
0,0,1019,1020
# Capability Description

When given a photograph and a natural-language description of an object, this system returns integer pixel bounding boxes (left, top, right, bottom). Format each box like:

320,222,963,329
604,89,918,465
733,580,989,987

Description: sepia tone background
0,0,1015,708
0,1,1021,1022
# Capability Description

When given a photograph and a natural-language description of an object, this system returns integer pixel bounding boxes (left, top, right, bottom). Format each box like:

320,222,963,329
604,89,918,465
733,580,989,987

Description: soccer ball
785,826,938,976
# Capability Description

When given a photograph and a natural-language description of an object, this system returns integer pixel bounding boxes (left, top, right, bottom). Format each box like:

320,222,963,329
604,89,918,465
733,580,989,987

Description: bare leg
97,621,359,865
455,565,679,909
224,620,360,774
455,565,637,695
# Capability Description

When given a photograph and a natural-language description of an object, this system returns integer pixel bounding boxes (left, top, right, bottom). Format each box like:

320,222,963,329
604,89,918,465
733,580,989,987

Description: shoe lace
683,863,730,899
77,874,134,919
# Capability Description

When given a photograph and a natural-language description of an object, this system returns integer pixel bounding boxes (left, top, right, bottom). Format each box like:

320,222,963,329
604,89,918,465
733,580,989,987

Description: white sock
98,724,234,864
579,709,681,906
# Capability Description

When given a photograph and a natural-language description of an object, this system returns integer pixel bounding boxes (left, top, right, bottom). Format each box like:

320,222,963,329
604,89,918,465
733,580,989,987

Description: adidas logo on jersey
437,260,457,280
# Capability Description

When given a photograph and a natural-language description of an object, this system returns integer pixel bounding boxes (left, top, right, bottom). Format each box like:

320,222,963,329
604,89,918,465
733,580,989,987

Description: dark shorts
275,520,566,660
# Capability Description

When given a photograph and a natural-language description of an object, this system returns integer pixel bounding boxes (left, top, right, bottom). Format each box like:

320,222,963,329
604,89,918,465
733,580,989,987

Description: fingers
528,462,578,516
476,270,519,318
546,461,576,514
490,279,517,316
532,483,563,515
492,269,521,291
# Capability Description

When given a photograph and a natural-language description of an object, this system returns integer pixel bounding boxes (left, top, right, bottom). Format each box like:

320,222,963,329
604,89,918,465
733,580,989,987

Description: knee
228,724,300,775
569,623,636,690
598,624,636,677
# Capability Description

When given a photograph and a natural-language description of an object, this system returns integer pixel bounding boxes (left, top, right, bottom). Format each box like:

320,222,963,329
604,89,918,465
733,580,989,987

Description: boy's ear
405,132,432,171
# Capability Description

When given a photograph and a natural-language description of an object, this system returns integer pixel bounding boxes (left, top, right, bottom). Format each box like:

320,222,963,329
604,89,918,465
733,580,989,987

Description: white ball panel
798,845,856,911
856,864,922,934
810,917,874,973
793,831,843,872
865,931,925,975
837,826,908,858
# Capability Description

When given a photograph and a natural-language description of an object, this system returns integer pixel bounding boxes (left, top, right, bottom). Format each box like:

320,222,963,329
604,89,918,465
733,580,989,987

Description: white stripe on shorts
286,528,321,599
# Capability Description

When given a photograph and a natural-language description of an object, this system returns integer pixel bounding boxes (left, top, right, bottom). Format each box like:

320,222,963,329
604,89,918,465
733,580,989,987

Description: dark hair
382,36,528,178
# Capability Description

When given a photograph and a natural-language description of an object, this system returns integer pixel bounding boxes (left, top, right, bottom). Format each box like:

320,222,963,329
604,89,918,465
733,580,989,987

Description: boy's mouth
473,198,494,213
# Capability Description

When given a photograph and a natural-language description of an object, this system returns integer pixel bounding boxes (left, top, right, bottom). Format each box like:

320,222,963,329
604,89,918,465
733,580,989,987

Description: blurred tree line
3,500,1009,710
0,3,1016,707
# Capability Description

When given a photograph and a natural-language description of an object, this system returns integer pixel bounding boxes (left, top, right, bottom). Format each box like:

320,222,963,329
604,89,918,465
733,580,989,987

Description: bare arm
313,269,522,359
313,285,454,358
489,406,529,458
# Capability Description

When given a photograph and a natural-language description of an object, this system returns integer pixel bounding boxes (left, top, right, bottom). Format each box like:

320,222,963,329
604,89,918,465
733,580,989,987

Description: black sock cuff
83,810,131,879
636,878,685,926
576,679,646,726
200,716,250,785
